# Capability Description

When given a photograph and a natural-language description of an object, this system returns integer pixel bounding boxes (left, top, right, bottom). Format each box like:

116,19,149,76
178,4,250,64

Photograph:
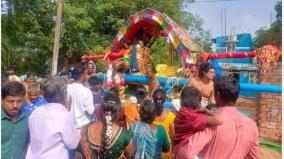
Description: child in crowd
173,87,223,158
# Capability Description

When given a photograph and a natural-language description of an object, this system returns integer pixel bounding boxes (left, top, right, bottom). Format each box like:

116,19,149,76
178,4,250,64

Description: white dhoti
106,64,125,86
201,98,209,108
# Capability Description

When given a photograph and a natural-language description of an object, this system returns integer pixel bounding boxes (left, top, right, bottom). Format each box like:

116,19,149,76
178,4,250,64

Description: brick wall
236,97,257,121
257,62,282,142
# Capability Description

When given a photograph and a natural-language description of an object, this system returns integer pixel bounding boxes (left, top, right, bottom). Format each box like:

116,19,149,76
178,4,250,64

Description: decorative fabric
134,40,160,95
122,57,132,63
163,14,201,53
256,45,282,73
131,41,139,72
84,8,206,79
136,41,155,78
111,8,201,64
182,53,201,78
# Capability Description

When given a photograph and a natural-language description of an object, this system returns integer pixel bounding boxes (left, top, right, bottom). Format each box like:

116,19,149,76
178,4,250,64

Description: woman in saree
130,99,170,159
152,89,175,159
81,92,134,159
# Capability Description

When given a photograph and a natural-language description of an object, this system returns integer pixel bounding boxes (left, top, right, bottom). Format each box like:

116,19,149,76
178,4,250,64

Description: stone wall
257,62,282,142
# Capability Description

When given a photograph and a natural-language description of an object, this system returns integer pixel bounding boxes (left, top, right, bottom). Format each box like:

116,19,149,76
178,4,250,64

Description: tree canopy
253,1,282,50
2,0,212,75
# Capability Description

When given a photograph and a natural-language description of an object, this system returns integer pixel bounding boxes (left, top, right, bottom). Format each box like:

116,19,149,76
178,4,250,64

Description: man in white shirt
67,65,95,129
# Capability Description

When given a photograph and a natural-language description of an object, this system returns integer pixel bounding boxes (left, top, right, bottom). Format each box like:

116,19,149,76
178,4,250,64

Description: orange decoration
256,45,282,73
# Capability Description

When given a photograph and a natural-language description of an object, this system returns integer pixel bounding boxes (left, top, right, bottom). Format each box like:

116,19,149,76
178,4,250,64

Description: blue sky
184,0,280,37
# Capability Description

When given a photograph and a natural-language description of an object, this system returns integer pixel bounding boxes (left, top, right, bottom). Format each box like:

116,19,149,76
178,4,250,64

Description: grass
259,137,282,153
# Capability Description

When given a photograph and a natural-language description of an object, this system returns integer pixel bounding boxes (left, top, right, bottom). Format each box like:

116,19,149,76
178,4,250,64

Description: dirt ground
260,147,281,159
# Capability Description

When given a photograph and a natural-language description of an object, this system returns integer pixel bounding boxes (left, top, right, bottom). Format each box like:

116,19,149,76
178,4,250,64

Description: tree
62,0,212,67
2,0,212,74
1,0,56,75
253,1,281,49
275,0,282,22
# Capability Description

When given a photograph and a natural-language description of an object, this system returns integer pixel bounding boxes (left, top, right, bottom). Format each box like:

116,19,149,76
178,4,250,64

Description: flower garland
104,111,113,142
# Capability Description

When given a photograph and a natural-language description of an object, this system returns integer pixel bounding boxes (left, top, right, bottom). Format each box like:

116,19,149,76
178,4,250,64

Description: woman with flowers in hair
152,89,175,159
80,92,134,159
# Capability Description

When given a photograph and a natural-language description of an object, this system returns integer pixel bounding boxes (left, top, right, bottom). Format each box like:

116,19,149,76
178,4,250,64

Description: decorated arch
111,8,201,61
81,8,281,95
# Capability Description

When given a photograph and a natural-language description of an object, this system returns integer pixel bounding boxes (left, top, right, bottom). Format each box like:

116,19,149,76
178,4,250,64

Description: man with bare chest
186,63,215,107
84,61,96,88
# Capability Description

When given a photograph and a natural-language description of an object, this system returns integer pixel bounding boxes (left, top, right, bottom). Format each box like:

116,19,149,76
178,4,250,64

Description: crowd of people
1,62,260,159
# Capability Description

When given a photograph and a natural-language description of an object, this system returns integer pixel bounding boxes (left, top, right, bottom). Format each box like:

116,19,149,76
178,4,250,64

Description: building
212,33,257,97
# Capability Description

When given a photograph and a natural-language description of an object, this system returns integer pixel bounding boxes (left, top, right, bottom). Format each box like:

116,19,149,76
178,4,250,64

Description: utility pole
221,9,223,37
224,8,226,37
51,0,63,76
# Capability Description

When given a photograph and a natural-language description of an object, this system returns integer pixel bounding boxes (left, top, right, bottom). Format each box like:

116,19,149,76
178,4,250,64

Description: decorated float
81,8,282,94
